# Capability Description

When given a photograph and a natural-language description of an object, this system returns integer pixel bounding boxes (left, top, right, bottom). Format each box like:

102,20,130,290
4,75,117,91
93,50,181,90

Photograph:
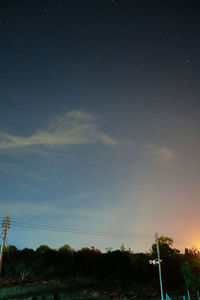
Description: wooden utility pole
0,216,10,275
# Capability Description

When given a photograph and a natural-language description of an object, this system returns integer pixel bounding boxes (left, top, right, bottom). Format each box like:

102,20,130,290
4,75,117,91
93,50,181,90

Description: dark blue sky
1,0,200,251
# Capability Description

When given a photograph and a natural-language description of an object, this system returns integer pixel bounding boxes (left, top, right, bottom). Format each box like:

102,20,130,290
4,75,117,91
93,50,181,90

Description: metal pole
155,232,164,300
0,216,10,275
197,290,200,300
187,290,190,300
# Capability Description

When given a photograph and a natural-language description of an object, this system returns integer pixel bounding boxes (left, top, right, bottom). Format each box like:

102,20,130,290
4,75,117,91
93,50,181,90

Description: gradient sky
1,0,200,252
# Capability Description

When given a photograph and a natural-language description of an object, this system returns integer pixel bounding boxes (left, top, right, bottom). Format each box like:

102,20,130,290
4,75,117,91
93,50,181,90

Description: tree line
2,237,200,296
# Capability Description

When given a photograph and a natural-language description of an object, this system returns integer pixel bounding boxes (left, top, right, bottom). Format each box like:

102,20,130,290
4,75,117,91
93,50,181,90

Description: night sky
1,0,200,252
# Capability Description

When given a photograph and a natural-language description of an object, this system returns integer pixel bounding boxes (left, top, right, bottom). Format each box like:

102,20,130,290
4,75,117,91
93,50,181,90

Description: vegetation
1,238,200,298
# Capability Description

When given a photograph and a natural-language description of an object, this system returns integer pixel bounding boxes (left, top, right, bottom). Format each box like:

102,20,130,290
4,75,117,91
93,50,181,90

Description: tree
76,247,102,276
105,247,113,253
158,236,173,247
181,261,192,290
36,245,53,254
4,245,18,253
120,243,126,252
15,259,33,281
96,250,132,288
35,245,56,277
181,259,200,292
58,244,73,253
151,236,182,290
151,236,180,258
3,246,19,276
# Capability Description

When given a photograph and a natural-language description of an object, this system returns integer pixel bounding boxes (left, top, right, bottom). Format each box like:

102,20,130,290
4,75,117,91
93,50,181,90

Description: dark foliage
2,237,200,295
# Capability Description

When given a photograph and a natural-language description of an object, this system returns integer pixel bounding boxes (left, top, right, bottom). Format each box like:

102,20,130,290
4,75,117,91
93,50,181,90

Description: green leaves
181,259,200,292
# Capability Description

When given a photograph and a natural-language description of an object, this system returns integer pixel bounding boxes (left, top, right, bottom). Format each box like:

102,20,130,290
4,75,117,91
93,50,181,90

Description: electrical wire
10,219,154,240
0,217,194,248
9,219,195,247
11,219,153,236
10,219,147,235
12,218,153,237
11,224,154,239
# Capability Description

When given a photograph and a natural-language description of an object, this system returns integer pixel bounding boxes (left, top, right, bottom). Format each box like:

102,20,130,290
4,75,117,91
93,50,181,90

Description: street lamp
149,233,164,300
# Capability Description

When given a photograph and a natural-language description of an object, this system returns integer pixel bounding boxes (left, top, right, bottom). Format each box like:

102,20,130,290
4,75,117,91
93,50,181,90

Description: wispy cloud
0,162,46,181
143,144,175,165
0,201,56,217
0,110,117,152
154,147,175,163
0,199,111,219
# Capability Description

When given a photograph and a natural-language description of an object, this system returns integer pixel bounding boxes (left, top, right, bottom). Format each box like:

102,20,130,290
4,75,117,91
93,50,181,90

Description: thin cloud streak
0,162,46,181
143,144,175,166
155,147,175,163
0,110,117,151
0,200,112,220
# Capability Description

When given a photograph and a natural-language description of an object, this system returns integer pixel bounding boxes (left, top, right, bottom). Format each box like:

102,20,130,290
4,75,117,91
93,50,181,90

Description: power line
10,218,153,236
4,217,194,247
11,223,154,239
10,219,154,240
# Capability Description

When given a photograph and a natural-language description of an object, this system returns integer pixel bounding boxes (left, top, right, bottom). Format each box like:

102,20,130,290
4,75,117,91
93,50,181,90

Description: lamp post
156,232,164,300
149,233,164,300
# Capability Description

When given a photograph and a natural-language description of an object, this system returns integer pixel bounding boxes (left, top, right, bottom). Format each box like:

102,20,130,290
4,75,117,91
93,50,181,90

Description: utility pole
155,232,164,300
0,216,10,275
